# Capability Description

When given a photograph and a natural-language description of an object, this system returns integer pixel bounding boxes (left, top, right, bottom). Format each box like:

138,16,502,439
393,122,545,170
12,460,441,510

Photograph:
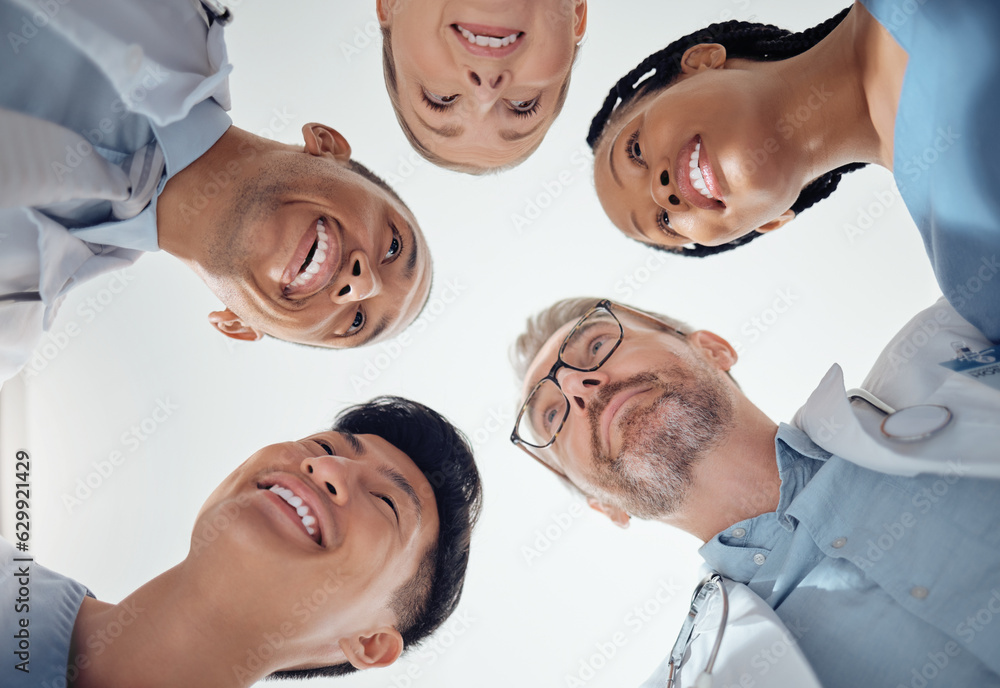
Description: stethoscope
664,573,729,688
846,388,952,442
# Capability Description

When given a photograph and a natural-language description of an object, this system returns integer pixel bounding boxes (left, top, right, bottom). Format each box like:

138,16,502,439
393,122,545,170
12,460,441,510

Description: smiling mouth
453,24,522,47
257,481,323,545
675,136,726,211
600,386,652,453
451,24,524,57
282,218,340,298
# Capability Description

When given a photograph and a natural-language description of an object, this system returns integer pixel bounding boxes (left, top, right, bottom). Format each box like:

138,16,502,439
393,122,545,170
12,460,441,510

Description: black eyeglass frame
510,299,686,479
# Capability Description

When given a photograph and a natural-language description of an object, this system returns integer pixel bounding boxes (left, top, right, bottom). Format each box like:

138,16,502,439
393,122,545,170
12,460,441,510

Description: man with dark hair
0,0,433,388
510,297,1000,687
0,396,482,687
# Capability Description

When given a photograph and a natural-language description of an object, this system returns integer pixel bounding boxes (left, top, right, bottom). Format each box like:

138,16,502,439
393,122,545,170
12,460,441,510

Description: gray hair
510,297,691,383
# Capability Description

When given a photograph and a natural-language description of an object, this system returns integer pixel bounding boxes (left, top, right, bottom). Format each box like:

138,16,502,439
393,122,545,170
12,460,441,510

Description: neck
69,561,291,688
666,400,781,542
749,2,905,180
155,125,270,267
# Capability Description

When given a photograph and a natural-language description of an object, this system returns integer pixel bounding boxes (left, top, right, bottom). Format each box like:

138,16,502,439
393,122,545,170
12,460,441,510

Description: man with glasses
509,297,1000,687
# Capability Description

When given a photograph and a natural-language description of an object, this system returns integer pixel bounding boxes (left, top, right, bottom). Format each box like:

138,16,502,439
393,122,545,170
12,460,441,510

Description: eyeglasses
510,300,685,477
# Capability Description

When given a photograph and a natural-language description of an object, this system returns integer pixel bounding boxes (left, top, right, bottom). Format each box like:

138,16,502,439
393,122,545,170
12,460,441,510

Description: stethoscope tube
665,573,729,688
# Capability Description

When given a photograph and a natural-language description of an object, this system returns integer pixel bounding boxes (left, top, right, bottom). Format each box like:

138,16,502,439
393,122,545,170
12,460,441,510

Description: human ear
376,0,399,26
687,331,738,372
207,309,263,342
586,497,630,529
301,124,352,162
573,0,588,43
339,628,404,670
678,43,727,75
755,209,796,233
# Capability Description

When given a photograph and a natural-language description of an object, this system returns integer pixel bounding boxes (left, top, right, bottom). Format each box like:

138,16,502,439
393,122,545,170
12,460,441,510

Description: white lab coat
642,298,1000,688
793,297,1000,479
639,576,823,688
0,0,231,387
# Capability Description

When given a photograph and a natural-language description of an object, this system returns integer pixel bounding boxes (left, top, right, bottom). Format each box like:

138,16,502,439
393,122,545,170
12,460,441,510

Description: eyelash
421,91,455,112
508,99,540,118
625,131,675,233
315,439,334,455
625,130,646,168
385,223,402,263
375,493,398,520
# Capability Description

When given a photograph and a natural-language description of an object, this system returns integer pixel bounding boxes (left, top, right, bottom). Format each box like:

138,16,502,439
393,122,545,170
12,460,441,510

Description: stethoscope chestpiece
846,388,953,442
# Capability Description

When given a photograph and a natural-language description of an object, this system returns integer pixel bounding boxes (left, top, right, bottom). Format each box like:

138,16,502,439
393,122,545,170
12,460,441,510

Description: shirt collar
151,98,232,187
698,424,831,578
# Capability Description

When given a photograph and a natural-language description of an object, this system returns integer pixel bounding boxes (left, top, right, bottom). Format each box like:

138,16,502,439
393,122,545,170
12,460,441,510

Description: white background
1,1,942,687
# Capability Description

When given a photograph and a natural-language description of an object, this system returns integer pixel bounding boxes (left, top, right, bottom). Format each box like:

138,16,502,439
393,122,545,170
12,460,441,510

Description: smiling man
0,0,432,386
510,297,1000,688
0,396,482,687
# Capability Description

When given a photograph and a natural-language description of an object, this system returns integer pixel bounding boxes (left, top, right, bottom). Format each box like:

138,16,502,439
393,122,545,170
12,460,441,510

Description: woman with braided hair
590,1,1000,342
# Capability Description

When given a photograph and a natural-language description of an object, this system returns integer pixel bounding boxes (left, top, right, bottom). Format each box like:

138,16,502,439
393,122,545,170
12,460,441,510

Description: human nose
300,454,352,505
557,367,611,414
466,67,508,105
331,250,382,304
650,166,683,211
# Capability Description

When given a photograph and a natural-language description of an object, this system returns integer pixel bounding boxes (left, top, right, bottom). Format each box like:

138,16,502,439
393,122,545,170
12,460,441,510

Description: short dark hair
588,8,866,257
269,396,482,679
381,25,578,175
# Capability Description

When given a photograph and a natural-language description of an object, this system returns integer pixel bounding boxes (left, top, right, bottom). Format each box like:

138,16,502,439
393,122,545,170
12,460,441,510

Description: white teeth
457,25,520,47
287,219,330,289
688,142,715,201
268,484,319,541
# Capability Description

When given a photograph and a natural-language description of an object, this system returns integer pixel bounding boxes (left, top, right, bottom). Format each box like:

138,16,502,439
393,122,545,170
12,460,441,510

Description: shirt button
125,44,144,75
911,586,930,600
831,537,847,549
753,553,766,566
731,528,746,538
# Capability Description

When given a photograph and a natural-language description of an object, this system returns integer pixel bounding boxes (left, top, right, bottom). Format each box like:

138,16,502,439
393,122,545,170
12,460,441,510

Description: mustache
587,372,665,462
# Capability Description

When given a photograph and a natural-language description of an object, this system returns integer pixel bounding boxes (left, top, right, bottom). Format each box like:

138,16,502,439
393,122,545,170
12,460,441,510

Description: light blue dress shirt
1,537,93,688
0,0,232,252
700,424,1000,688
859,0,1000,343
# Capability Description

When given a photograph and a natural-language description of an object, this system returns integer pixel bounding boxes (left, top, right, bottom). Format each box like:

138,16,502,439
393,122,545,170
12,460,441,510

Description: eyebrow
629,211,649,240
377,464,423,525
498,119,546,143
404,221,419,280
609,127,624,187
415,113,463,138
338,431,365,455
357,315,390,347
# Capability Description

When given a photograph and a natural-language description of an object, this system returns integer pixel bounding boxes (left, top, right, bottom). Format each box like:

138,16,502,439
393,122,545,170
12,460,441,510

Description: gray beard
587,369,733,520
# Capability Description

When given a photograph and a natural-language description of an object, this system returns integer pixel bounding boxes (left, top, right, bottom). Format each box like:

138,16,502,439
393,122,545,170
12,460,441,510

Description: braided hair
588,8,866,258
